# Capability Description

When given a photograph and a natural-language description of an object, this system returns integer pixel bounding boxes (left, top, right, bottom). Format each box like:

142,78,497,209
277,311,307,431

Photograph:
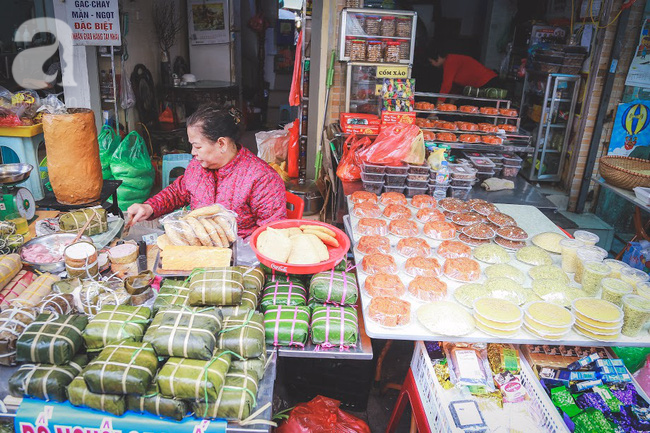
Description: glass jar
380,16,396,37
365,16,381,36
385,40,400,63
560,238,584,273
399,39,410,60
396,17,411,38
600,278,633,307
350,39,367,61
366,40,383,62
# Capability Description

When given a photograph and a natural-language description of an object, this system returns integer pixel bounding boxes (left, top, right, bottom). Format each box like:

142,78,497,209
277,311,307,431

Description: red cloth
145,147,287,239
440,54,497,95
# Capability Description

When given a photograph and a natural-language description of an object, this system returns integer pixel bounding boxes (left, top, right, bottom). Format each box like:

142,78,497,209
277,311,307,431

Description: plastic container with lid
398,39,410,60
405,186,428,198
385,173,407,187
470,157,496,170
451,178,476,187
573,230,600,247
603,258,631,279
361,172,384,182
559,238,585,273
362,179,384,194
364,16,381,36
450,165,478,181
484,152,503,164
380,15,396,37
366,39,383,62
600,278,633,307
396,17,411,38
621,294,650,337
575,247,608,284
385,165,409,175
408,174,429,183
385,40,400,62
580,261,612,296
406,178,428,189
637,281,650,300
450,186,472,200
428,183,449,197
502,153,523,166
502,165,522,178
362,162,386,174
349,39,367,61
344,36,355,58
408,164,430,175
620,267,650,289
476,170,495,182
383,185,405,194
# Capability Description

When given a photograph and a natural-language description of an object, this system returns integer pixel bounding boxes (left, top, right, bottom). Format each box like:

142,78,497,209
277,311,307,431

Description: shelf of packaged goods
414,109,519,121
414,91,512,105
425,140,534,153
419,127,531,142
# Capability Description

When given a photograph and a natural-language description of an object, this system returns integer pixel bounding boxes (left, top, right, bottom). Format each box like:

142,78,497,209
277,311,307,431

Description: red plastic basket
250,219,350,275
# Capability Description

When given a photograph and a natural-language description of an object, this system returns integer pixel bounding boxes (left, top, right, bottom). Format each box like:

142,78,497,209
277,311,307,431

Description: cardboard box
381,112,416,129
340,113,381,135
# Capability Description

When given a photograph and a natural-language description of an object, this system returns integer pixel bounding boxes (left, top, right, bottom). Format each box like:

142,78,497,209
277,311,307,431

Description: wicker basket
599,155,650,190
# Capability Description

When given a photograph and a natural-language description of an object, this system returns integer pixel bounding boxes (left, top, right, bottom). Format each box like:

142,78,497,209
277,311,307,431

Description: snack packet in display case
444,342,495,392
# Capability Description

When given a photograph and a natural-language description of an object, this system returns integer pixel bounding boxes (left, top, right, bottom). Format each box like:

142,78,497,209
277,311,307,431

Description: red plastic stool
386,369,432,433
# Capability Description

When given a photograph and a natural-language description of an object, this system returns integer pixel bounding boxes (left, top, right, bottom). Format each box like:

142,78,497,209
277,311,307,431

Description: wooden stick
72,213,95,243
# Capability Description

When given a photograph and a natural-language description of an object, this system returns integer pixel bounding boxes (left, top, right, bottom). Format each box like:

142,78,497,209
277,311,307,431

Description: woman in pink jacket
127,104,287,239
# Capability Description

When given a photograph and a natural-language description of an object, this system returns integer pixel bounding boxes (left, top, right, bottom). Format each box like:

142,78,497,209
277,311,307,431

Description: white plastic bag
256,129,289,164
120,61,135,110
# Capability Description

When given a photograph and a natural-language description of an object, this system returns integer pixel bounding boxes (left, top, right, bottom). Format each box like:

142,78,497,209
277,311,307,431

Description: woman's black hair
186,103,242,142
426,42,447,61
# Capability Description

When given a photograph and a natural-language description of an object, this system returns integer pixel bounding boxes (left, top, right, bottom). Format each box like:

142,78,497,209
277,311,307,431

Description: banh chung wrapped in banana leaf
9,354,87,402
59,207,108,236
17,313,88,365
153,279,190,314
310,306,359,348
83,342,158,395
83,305,151,351
68,375,126,416
35,293,75,315
264,305,310,347
217,311,265,359
148,306,222,360
76,280,130,316
189,268,244,306
156,350,232,401
218,283,261,317
260,280,307,313
309,270,358,306
0,307,36,366
231,351,267,380
237,266,265,293
127,385,188,421
193,368,259,420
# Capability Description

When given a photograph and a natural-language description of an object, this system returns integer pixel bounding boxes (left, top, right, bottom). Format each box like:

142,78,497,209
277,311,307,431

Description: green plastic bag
98,126,120,180
110,131,154,212
612,347,650,374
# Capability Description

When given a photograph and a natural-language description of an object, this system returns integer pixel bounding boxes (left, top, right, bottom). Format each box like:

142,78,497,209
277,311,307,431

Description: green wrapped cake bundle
309,271,358,306
261,266,304,285
307,297,326,312
310,306,359,348
83,342,158,395
157,350,232,401
142,313,163,344
59,207,108,236
148,306,222,360
153,279,190,314
193,368,259,420
51,278,81,294
260,281,307,313
83,305,151,351
237,266,265,294
218,285,261,317
9,354,87,402
217,311,265,359
17,314,88,365
263,306,310,347
35,293,75,315
127,385,188,421
68,375,126,416
231,351,267,380
0,307,36,366
77,280,130,316
188,268,244,306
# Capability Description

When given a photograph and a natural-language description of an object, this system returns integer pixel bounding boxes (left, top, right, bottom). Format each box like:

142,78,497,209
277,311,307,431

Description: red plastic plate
250,219,351,275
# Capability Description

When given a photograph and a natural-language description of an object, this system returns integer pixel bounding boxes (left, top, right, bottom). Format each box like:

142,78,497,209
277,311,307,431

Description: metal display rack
519,72,581,182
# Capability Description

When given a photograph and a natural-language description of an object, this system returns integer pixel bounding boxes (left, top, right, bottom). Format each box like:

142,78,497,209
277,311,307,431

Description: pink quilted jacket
145,147,287,238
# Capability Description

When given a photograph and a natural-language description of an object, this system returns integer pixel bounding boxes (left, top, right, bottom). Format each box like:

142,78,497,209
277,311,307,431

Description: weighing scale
0,163,36,221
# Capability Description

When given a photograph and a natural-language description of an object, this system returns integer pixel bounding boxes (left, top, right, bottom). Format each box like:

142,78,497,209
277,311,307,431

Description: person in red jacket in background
427,45,503,98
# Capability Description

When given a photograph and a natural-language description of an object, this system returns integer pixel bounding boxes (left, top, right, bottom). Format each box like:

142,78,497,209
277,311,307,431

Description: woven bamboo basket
599,155,650,190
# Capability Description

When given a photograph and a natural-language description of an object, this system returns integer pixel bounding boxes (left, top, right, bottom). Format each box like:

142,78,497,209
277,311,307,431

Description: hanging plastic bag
276,396,371,433
120,64,136,110
286,120,300,178
633,355,650,395
98,126,121,180
336,134,371,182
357,124,425,166
110,131,154,211
256,129,289,164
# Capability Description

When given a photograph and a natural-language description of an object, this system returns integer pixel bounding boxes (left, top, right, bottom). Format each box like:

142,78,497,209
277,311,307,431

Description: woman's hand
127,203,153,226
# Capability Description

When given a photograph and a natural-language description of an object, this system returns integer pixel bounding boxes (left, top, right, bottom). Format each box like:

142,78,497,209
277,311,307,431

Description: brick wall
567,0,646,211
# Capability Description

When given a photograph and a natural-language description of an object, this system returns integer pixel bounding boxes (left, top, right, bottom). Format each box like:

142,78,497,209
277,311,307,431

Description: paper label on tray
456,350,484,380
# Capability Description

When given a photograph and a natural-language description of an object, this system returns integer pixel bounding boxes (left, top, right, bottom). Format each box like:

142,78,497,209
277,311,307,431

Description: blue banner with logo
15,398,228,433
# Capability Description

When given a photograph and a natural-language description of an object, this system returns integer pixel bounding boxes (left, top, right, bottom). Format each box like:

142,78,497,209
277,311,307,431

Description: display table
346,201,650,347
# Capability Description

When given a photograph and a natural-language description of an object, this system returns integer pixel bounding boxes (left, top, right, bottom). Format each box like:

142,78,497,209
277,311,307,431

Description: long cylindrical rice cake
11,273,60,308
0,271,36,310
0,254,22,291
367,296,411,327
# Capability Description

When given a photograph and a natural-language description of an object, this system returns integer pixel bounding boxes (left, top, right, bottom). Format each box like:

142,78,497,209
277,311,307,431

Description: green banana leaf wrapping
83,342,158,395
156,351,232,401
231,352,267,380
148,307,222,360
236,267,264,294
83,305,151,351
0,308,36,366
59,207,108,236
310,306,359,348
193,368,259,420
334,259,348,272
153,279,190,314
262,268,304,285
260,281,307,313
51,278,82,294
142,313,163,345
8,354,87,402
217,311,264,359
36,293,75,315
68,375,126,416
77,280,129,317
309,271,358,306
188,268,244,306
127,385,188,421
17,314,88,365
218,286,260,317
263,306,310,347
307,297,326,312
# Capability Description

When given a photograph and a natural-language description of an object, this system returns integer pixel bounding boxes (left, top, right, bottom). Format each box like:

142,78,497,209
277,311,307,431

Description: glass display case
344,62,413,115
519,73,580,182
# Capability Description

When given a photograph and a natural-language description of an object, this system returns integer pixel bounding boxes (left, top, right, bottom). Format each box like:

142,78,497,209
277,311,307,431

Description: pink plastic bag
357,124,425,166
336,134,372,181
633,355,650,396
276,396,371,433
